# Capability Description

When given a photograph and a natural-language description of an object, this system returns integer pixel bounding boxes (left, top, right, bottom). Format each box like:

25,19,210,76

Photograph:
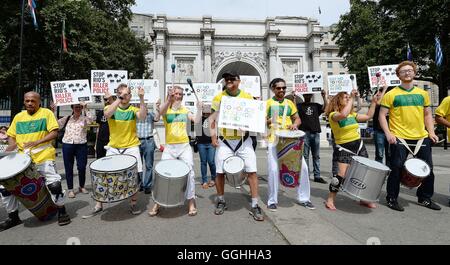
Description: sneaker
130,204,142,215
267,204,277,212
249,205,264,221
298,201,316,210
314,177,327,184
418,198,441,211
386,198,404,212
214,200,227,215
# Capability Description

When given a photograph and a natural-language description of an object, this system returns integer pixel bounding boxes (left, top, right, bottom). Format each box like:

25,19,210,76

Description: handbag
57,116,71,144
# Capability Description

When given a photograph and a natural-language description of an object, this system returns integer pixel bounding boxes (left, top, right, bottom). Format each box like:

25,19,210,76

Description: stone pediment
212,51,267,72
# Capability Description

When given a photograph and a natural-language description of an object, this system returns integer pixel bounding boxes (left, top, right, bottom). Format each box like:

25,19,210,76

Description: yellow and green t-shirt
211,89,254,140
163,106,190,144
7,108,59,164
329,112,360,145
107,105,140,148
266,97,298,143
435,95,450,140
380,86,430,140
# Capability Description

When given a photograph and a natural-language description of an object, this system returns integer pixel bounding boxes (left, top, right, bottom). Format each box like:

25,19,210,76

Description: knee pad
329,175,344,192
0,188,11,197
47,181,63,195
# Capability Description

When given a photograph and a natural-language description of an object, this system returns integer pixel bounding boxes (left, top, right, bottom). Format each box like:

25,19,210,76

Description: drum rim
403,158,430,178
89,154,137,172
275,129,305,138
0,153,32,180
351,156,391,172
154,159,190,178
223,155,244,174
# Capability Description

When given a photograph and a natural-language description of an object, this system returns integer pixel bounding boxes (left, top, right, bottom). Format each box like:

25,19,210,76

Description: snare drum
0,153,57,221
401,158,430,188
342,156,391,202
89,154,139,203
223,156,246,188
152,159,189,207
275,130,305,188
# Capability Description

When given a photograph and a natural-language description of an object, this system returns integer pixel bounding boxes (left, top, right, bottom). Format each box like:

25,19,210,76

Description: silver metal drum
223,156,246,188
342,156,391,202
152,159,189,207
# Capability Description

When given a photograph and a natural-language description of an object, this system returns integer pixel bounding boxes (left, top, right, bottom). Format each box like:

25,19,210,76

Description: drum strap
281,100,289,129
24,143,53,155
398,138,424,157
336,140,363,155
219,132,249,154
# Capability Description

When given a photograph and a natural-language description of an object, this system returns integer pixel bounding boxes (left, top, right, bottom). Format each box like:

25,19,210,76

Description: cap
221,71,240,80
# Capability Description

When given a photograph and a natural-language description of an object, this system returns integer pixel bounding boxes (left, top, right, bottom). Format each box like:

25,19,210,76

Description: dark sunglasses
225,77,239,82
275,86,287,90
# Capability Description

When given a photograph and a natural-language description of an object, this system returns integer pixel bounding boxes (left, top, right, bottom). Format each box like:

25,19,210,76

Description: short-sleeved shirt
297,102,323,133
329,112,360,145
136,112,155,139
211,89,254,140
435,95,450,140
7,108,59,164
266,97,298,143
163,106,190,144
106,105,140,148
380,86,430,140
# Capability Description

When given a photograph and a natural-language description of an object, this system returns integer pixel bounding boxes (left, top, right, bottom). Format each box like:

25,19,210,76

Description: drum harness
397,137,424,158
336,140,364,156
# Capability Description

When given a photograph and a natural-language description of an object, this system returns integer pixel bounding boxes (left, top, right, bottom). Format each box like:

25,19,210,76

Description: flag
407,43,413,61
318,6,322,15
62,19,68,53
28,0,38,29
435,36,443,67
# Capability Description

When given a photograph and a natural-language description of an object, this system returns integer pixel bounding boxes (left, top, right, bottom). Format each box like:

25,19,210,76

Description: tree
333,0,449,101
0,0,149,118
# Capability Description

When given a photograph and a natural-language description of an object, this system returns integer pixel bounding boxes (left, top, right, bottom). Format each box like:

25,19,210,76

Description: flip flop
148,205,160,217
188,208,198,216
324,202,337,211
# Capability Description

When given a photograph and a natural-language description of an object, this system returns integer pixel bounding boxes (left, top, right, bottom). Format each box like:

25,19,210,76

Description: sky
131,0,351,26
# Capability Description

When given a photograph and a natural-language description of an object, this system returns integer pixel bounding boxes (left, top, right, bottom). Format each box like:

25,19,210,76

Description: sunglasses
225,77,239,82
275,86,287,90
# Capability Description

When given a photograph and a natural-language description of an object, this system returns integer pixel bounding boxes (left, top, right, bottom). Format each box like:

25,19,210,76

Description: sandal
208,181,215,187
148,204,160,217
360,201,377,209
324,201,337,211
201,183,209,189
188,208,198,216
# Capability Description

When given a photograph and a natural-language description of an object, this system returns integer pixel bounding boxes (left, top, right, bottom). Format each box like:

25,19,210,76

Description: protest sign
368,64,400,88
293,71,323,95
91,70,128,95
239,75,261,98
128,79,160,103
51,79,92,106
218,96,266,133
327,74,357,95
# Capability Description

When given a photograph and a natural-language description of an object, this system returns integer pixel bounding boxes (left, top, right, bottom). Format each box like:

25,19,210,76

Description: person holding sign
324,89,377,211
379,61,441,212
86,84,147,217
266,78,316,211
148,86,202,217
209,72,264,221
1,92,71,231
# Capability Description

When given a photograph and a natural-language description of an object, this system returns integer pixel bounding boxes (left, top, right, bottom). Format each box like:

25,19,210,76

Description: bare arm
379,107,396,144
356,96,377,122
209,111,219,147
436,115,450,128
289,113,301,130
321,90,328,111
153,100,161,122
135,87,147,121
189,101,203,124
23,129,58,149
424,107,438,143
5,137,17,152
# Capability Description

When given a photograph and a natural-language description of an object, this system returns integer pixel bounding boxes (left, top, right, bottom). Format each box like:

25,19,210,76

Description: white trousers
161,143,195,200
267,144,311,205
1,161,65,213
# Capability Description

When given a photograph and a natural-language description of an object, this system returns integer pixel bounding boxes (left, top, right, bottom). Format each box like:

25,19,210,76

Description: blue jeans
62,143,88,190
197,143,216,184
373,130,390,166
139,138,156,189
303,132,321,178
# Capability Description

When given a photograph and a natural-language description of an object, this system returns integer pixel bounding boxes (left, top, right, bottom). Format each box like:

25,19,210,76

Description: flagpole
15,0,26,119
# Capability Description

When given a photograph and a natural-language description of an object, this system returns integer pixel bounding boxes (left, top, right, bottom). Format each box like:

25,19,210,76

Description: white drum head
404,158,430,177
352,156,390,171
90,155,137,172
0,153,31,180
155,159,190,178
275,130,305,138
223,156,244,174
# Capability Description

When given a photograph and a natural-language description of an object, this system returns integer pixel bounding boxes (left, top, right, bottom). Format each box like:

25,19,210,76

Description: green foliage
334,0,449,100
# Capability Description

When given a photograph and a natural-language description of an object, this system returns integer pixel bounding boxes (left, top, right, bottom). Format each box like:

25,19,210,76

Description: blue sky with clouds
131,0,350,26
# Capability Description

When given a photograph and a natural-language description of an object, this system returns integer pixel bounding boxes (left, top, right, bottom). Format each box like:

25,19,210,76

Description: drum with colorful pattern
275,130,305,188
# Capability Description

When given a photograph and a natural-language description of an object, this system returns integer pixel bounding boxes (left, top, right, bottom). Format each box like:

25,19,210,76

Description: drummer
1,91,71,231
435,94,450,207
379,61,441,211
84,84,147,217
266,78,316,211
148,85,202,217
209,71,264,221
324,89,377,211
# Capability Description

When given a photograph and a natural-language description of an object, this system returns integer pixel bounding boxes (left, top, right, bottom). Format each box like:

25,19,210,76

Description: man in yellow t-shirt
1,92,70,231
148,85,202,217
208,72,264,221
84,83,147,218
435,95,450,142
265,78,316,211
379,61,441,211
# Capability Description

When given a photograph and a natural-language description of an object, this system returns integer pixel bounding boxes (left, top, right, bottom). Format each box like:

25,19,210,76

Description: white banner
218,96,266,133
128,79,160,103
293,71,323,95
239,75,261,98
91,70,128,95
192,83,221,102
50,80,92,106
327,74,357,95
367,64,400,88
